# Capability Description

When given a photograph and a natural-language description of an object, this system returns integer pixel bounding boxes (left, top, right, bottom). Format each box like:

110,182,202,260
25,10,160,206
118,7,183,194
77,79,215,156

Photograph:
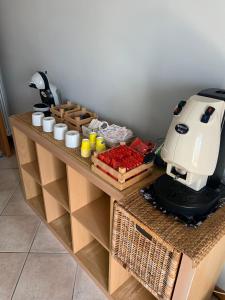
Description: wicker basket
112,202,181,300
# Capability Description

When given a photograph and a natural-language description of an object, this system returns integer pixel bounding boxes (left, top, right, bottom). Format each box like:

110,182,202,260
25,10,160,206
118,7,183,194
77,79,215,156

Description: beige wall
0,0,225,288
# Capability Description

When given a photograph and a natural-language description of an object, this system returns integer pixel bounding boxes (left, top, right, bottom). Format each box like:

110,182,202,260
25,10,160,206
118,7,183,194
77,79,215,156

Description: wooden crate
65,121,92,132
50,101,81,121
64,107,97,131
91,151,153,191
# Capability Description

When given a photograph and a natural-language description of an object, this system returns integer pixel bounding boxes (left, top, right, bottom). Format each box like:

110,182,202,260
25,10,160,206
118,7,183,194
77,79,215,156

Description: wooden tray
91,151,153,191
64,107,97,131
50,101,81,121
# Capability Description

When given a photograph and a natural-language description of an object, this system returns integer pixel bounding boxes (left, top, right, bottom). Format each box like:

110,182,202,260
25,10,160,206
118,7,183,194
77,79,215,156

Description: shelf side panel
28,195,46,219
50,213,72,250
109,255,131,295
36,143,66,185
21,169,42,200
67,165,104,212
43,189,67,223
71,216,94,253
12,126,37,165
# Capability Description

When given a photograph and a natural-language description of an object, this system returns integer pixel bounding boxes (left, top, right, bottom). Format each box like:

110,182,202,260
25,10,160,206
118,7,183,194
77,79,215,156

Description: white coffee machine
29,71,61,115
161,93,225,191
142,88,225,225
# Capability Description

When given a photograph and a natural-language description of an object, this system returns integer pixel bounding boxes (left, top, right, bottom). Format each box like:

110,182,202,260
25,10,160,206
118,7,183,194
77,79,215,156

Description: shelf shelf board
72,195,110,251
112,277,156,300
76,240,109,291
49,213,72,250
28,195,46,219
44,178,69,212
21,161,41,184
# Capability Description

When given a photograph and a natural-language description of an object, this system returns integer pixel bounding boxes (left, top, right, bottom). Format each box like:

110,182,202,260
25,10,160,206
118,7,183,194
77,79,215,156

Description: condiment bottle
96,136,106,153
81,138,91,158
89,131,97,150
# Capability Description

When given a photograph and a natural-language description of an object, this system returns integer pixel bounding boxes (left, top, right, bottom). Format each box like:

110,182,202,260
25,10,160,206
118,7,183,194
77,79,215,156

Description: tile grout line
1,214,37,217
0,251,69,254
0,167,19,170
0,181,20,216
71,262,79,300
10,220,41,300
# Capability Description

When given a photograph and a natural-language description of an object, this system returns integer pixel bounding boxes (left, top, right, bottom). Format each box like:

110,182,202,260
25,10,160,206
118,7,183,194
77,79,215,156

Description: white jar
42,117,56,133
65,130,80,148
53,123,68,140
32,112,44,127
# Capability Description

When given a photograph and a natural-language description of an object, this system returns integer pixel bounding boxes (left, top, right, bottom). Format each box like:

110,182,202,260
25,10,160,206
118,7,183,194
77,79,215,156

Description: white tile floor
0,154,107,300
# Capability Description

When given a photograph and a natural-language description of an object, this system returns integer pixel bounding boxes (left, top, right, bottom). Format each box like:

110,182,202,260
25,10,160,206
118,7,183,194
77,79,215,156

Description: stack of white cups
32,112,80,148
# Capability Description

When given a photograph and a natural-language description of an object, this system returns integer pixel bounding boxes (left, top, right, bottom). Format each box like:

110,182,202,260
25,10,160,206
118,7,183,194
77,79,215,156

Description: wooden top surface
10,112,163,200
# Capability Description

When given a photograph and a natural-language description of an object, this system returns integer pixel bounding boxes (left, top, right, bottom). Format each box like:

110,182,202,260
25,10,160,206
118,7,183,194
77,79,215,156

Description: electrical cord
213,287,225,300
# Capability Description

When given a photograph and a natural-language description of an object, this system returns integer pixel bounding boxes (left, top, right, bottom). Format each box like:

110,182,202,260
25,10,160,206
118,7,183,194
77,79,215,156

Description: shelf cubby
20,168,41,200
42,186,67,220
112,277,156,300
36,143,70,223
67,166,104,212
43,178,69,212
21,161,41,184
72,194,110,251
49,212,72,250
28,194,46,219
20,168,46,220
12,127,41,186
36,143,67,185
76,239,109,292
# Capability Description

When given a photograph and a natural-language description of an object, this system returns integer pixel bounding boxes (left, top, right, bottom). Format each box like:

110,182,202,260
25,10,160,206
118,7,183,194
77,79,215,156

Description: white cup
42,117,56,133
65,130,80,148
32,112,44,127
53,123,68,140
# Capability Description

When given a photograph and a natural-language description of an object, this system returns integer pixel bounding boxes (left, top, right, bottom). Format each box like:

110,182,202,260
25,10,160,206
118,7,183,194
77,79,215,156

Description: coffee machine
142,88,225,226
29,71,61,115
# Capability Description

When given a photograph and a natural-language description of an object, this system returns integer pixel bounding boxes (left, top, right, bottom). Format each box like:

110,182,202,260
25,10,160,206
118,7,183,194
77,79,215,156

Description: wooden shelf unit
11,122,159,300
11,115,224,300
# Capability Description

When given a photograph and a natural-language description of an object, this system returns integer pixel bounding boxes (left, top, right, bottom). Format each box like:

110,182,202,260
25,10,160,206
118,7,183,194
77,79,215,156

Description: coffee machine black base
140,174,225,226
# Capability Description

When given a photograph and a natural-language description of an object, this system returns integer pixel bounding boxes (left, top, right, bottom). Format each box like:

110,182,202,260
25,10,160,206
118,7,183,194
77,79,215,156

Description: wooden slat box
64,107,97,131
91,151,153,191
50,101,81,121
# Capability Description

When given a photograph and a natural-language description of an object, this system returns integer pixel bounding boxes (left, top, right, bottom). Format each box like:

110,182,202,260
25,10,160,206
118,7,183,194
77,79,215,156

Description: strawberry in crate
130,138,156,163
98,144,144,171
